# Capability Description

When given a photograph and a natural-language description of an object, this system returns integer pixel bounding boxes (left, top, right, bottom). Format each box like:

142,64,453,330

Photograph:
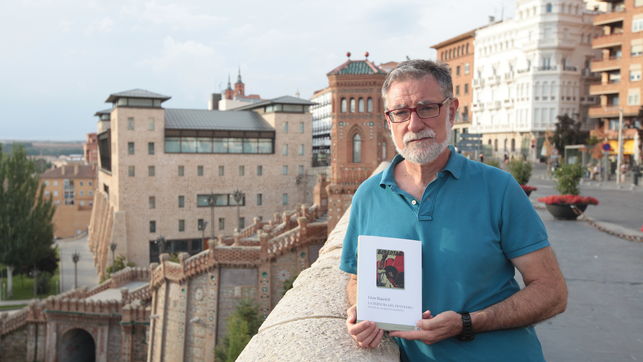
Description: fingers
422,310,433,319
389,330,425,340
369,328,385,348
346,305,357,323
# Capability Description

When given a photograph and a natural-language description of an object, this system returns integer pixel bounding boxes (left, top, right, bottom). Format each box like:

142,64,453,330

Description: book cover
356,235,422,331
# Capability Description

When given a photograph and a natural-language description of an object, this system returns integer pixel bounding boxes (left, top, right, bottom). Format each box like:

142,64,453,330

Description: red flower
537,195,599,205
520,185,538,192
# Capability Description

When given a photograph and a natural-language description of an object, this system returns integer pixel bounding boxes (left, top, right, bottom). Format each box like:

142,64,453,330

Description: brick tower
326,52,396,231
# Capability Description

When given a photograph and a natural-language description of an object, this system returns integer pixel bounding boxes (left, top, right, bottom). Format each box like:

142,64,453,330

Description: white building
471,0,601,159
310,87,332,167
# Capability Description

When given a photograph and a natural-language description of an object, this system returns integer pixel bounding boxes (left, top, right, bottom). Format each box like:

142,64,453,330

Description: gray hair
381,59,453,107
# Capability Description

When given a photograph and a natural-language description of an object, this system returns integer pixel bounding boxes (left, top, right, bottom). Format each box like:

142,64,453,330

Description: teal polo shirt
340,148,549,361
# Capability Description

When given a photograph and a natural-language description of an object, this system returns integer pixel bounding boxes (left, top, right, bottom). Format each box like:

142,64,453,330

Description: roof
230,95,315,111
164,108,274,131
94,108,112,117
105,89,171,103
430,22,502,49
327,59,386,76
41,164,97,179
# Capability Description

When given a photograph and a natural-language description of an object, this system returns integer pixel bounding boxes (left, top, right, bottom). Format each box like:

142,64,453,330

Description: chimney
209,93,222,110
489,15,495,23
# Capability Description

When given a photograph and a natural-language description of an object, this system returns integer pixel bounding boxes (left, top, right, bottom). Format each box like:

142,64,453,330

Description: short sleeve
339,201,361,274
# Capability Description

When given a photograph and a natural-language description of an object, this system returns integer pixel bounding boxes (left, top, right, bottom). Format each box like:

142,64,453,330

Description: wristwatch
457,312,475,342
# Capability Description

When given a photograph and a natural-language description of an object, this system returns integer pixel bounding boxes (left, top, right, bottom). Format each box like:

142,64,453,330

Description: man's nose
407,110,425,132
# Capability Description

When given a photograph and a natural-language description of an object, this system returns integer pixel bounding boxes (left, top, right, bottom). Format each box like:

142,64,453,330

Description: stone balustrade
109,267,149,289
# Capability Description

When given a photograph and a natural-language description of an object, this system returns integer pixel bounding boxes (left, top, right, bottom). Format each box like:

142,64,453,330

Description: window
218,218,225,231
628,88,640,105
282,193,289,206
636,0,643,6
239,165,245,176
464,83,469,94
511,139,516,152
219,166,224,176
455,85,460,96
148,118,155,131
89,190,93,196
148,142,155,155
546,3,552,13
464,63,470,74
128,117,135,130
198,219,205,231
282,144,289,156
128,142,135,155
179,219,185,232
299,122,304,133
298,165,304,175
197,165,204,176
257,165,263,176
341,98,347,112
349,98,355,112
358,98,365,112
282,165,289,175
632,17,643,32
89,181,93,186
352,134,362,163
456,65,460,76
128,166,135,177
149,220,156,233
148,166,155,177
257,193,263,206
283,121,289,133
298,144,304,156
367,98,373,112
53,191,58,197
79,181,83,186
632,40,643,56
149,196,156,209
178,165,184,176
178,195,185,208
79,191,84,196
630,69,642,81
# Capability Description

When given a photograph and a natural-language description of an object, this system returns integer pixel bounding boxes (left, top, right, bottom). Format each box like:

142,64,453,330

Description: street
55,234,99,292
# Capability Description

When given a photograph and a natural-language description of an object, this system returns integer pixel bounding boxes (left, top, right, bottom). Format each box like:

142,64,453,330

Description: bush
215,299,264,362
485,159,501,168
507,159,532,185
553,163,583,195
105,255,135,279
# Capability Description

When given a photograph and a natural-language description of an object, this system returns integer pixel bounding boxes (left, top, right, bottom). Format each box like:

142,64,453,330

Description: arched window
504,139,508,151
352,134,362,163
358,98,365,112
367,97,373,112
341,98,347,112
494,139,498,151
546,3,552,13
511,138,516,152
349,98,355,113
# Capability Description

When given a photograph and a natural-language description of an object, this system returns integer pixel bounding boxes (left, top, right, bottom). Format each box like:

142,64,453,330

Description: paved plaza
56,234,99,292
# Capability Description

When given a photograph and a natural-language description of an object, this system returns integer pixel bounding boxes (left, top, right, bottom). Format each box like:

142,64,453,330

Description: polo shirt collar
379,145,464,188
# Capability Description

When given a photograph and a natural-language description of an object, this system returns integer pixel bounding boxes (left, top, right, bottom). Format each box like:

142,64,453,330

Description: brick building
40,164,96,238
325,54,397,231
83,133,98,167
589,0,643,166
88,89,314,277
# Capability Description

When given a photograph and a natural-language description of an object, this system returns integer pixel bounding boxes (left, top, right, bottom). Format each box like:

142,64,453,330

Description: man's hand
389,310,460,345
345,305,384,348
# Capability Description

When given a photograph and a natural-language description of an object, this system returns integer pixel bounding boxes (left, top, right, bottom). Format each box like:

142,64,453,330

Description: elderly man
340,59,567,361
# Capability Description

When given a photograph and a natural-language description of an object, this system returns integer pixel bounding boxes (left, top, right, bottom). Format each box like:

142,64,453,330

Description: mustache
403,129,436,145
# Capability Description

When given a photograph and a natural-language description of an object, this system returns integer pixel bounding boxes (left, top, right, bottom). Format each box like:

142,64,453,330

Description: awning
608,140,636,155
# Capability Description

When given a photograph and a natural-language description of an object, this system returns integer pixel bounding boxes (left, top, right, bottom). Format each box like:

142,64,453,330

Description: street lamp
232,190,244,230
154,235,166,258
71,251,80,289
109,242,117,264
198,221,208,248
207,194,216,240
616,108,624,184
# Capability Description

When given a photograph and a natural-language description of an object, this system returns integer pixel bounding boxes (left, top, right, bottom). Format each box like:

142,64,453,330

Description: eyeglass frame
384,97,453,123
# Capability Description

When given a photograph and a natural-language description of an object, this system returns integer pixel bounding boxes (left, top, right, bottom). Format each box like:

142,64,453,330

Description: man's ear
449,98,460,126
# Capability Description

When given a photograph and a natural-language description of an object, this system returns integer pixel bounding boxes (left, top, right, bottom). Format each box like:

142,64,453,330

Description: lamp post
71,251,80,289
232,190,244,230
154,235,166,261
616,108,624,184
198,221,208,248
109,242,117,264
208,194,216,240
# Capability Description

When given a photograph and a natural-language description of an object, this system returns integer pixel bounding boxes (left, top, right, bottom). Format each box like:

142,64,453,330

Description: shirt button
411,200,417,205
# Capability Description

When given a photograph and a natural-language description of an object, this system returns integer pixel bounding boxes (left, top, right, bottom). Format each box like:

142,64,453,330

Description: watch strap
457,312,475,342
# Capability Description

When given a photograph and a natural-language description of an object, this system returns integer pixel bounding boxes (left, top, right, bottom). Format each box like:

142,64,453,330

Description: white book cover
356,235,422,331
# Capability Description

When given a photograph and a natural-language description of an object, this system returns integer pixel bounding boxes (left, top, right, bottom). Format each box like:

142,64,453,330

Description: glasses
385,98,452,123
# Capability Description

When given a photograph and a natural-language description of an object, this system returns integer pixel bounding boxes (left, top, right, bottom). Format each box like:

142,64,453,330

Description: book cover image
357,235,421,331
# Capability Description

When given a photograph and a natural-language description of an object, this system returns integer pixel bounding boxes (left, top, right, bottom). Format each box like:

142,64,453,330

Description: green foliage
282,272,299,296
484,159,501,168
105,255,136,279
551,114,589,155
215,299,264,362
0,144,56,297
507,159,533,185
553,163,584,195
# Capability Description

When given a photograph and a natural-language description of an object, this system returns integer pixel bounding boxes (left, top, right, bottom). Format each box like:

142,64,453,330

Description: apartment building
88,89,313,271
589,0,643,165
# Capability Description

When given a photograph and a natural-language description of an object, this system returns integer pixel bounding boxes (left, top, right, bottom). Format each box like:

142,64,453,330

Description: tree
0,144,56,298
215,299,264,362
551,114,589,155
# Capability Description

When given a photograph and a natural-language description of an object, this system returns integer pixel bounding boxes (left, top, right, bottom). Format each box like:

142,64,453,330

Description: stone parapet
238,162,399,361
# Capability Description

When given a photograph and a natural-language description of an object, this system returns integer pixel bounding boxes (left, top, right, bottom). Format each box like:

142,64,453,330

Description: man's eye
418,105,437,113
392,110,410,117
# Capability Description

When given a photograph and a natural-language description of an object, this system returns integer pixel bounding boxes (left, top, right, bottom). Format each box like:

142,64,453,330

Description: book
356,235,422,331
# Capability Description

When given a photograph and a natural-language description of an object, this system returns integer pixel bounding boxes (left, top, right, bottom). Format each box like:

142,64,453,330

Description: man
340,60,567,361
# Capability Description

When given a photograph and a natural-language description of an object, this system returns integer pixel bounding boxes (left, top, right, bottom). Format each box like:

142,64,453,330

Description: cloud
140,36,218,71
138,1,226,29
85,16,114,35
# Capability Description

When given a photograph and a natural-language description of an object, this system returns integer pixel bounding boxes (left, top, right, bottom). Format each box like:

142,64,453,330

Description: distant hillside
0,140,83,157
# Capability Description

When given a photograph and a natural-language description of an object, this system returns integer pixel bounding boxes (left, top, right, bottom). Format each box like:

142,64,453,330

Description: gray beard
392,128,452,164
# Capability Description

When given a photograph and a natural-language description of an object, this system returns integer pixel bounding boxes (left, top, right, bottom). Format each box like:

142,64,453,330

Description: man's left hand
389,310,462,345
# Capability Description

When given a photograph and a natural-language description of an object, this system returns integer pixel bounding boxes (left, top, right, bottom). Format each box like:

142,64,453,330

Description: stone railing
109,267,150,288
238,162,399,361
44,297,122,315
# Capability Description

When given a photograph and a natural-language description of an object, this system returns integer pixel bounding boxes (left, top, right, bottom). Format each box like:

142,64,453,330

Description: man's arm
390,246,567,344
345,274,385,348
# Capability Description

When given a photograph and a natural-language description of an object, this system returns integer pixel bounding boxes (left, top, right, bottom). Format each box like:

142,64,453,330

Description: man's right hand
345,305,384,348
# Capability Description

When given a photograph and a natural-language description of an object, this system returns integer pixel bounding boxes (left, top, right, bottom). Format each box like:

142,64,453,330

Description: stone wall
0,324,28,362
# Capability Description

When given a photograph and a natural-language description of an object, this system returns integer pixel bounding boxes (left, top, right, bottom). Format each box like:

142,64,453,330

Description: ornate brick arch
346,125,363,164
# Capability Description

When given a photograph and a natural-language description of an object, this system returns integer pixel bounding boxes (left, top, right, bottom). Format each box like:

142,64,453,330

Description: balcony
589,82,621,95
591,56,621,72
593,10,625,26
589,106,620,119
592,33,624,49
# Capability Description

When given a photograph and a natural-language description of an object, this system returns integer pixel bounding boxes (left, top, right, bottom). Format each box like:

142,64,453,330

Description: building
218,70,263,111
41,164,97,238
83,133,98,167
589,0,643,167
471,0,600,160
325,53,397,231
310,87,332,167
88,89,314,276
431,29,477,145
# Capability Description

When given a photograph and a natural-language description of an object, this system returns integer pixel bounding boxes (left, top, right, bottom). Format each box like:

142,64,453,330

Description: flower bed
537,195,599,205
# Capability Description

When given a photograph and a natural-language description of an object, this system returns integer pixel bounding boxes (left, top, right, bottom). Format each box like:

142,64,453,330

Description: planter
545,203,588,220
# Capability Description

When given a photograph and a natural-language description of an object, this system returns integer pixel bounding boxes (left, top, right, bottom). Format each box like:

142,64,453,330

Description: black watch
457,312,475,342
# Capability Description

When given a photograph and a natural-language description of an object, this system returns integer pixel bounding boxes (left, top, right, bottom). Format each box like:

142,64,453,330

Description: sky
0,0,516,141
